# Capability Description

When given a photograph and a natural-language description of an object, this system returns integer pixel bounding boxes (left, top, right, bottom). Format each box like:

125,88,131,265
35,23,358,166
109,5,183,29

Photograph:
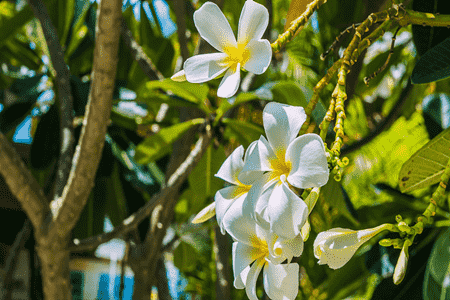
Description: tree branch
70,128,213,252
341,80,413,156
0,134,48,231
50,0,122,234
27,0,75,200
173,0,189,62
121,17,164,81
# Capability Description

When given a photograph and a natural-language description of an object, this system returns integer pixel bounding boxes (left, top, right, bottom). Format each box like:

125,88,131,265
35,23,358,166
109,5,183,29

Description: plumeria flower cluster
209,102,330,299
171,0,272,98
177,0,394,297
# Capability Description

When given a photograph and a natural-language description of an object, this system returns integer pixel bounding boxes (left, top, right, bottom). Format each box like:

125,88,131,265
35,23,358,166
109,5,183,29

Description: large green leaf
222,118,264,148
423,228,450,300
0,3,33,48
188,144,226,204
215,92,260,121
134,118,204,164
173,241,197,273
398,127,450,193
411,37,450,84
140,79,209,104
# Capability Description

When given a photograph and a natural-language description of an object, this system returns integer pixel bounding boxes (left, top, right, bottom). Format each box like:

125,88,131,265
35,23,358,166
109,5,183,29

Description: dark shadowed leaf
411,37,450,84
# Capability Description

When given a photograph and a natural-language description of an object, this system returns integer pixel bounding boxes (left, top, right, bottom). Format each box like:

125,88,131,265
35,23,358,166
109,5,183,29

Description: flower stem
271,0,328,52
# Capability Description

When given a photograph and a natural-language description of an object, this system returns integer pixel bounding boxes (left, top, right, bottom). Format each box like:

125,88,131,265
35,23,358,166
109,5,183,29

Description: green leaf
424,228,450,300
61,0,75,47
140,79,209,104
188,144,226,204
398,127,450,193
321,178,359,227
173,241,197,273
222,118,264,148
138,93,199,109
271,81,326,123
411,37,450,84
0,4,33,48
215,92,260,120
105,162,128,227
134,118,204,164
110,107,138,131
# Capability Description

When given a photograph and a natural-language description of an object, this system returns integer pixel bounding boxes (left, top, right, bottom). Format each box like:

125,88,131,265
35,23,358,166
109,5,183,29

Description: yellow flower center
268,152,292,182
249,235,269,258
223,43,250,71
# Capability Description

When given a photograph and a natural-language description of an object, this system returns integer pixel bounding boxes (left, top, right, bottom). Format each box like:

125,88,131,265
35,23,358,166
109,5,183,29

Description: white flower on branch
313,224,390,269
224,196,301,300
239,102,329,240
171,1,272,98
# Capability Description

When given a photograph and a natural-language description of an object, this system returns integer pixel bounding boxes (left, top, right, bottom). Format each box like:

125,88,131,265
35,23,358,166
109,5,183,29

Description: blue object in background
97,274,134,300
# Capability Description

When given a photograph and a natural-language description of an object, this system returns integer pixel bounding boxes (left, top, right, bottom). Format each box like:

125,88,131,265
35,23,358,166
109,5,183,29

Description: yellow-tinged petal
171,69,186,82
192,202,216,224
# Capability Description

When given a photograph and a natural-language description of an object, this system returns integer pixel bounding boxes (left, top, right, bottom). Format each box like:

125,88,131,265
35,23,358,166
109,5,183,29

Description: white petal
235,264,250,289
243,39,272,74
239,136,277,184
238,140,265,185
263,102,306,158
232,242,261,289
184,53,228,83
192,202,216,224
171,69,186,81
215,145,245,185
237,0,269,44
241,173,276,220
215,187,247,234
272,235,304,263
246,258,265,300
217,65,241,98
267,176,308,240
286,134,329,189
263,262,299,300
223,195,257,245
194,2,237,52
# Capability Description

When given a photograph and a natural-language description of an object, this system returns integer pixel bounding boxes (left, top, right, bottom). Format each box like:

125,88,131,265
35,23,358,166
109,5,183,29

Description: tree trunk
35,236,72,299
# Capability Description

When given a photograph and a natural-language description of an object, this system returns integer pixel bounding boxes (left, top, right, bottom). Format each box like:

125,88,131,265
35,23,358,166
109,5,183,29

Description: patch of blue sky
123,0,176,38
13,116,32,144
310,11,319,33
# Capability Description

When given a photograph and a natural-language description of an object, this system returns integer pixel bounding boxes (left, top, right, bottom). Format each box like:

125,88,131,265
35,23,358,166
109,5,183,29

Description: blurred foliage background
2,0,450,299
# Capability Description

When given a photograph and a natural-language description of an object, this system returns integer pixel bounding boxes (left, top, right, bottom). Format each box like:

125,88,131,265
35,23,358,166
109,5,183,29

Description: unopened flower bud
379,239,393,247
393,240,411,285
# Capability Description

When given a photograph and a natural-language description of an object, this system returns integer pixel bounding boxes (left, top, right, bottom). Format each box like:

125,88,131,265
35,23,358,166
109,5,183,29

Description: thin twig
364,26,401,85
70,128,212,252
27,0,75,200
121,17,164,81
321,23,360,61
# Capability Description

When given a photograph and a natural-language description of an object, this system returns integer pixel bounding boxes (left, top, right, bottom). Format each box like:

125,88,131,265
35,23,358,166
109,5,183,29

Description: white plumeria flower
313,224,390,269
239,102,329,240
214,145,262,234
171,1,272,98
224,195,302,300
